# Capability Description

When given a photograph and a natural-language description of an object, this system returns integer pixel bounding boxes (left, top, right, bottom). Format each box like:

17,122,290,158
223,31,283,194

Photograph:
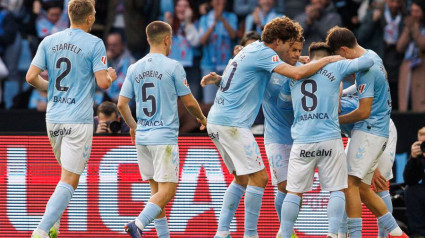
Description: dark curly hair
261,16,303,44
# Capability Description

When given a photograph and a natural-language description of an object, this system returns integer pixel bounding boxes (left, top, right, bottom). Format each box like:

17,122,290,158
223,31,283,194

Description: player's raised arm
26,65,48,91
273,55,344,80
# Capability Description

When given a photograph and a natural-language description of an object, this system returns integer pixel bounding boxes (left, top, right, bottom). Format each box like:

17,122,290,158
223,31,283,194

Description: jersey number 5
142,82,157,117
301,79,318,111
55,57,71,92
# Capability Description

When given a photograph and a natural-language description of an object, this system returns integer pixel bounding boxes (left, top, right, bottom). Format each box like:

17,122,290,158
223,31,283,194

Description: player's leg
317,139,347,238
150,180,170,238
33,123,92,238
281,143,316,238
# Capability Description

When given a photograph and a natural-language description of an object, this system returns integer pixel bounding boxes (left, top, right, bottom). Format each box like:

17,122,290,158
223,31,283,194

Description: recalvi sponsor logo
49,127,72,137
300,149,332,157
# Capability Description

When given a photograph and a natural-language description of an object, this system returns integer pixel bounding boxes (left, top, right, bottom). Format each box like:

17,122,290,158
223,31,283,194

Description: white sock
389,226,403,236
327,234,337,238
338,233,348,238
215,230,230,237
32,228,49,238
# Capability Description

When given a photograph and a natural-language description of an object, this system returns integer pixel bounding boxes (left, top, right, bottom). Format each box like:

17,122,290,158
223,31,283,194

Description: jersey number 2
301,79,318,111
142,83,157,117
55,57,71,92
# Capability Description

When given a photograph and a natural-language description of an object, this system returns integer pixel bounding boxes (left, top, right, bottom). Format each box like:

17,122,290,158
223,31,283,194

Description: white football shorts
207,123,265,176
376,120,397,181
265,143,292,185
47,123,93,175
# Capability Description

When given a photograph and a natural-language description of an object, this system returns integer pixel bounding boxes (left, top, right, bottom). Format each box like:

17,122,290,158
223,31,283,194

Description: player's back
290,57,373,143
32,28,107,124
340,95,359,136
263,71,295,145
122,53,191,145
208,41,283,128
354,50,391,138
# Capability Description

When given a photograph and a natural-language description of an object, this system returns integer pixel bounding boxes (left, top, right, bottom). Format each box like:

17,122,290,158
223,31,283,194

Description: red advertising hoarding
0,135,378,237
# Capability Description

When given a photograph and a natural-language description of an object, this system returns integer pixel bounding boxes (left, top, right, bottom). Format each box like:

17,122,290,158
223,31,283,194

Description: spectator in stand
199,0,237,104
403,126,425,237
105,32,135,102
245,0,279,35
233,0,258,18
284,0,311,19
167,0,202,101
295,0,342,55
35,0,69,39
28,70,48,111
94,101,129,134
397,0,425,112
357,0,406,110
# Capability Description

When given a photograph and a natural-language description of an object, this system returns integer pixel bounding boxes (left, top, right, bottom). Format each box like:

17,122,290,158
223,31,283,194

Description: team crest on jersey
272,55,279,62
184,78,190,88
101,56,107,65
358,84,366,94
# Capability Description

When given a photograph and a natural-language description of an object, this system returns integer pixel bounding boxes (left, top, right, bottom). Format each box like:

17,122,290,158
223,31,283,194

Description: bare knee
233,174,249,187
248,169,269,188
277,181,287,193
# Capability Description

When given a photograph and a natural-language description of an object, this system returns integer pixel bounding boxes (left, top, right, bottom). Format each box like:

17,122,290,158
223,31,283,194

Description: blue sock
275,191,286,222
38,182,74,233
280,193,301,238
347,217,362,238
244,185,264,237
377,212,399,235
217,182,246,232
377,191,393,237
154,217,170,238
136,202,162,230
327,191,345,235
338,210,348,235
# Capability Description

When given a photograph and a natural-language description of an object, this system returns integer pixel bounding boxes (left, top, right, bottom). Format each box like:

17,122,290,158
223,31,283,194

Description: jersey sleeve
92,40,108,73
257,47,284,73
119,65,135,99
31,39,47,70
356,72,375,99
173,63,191,96
338,56,374,77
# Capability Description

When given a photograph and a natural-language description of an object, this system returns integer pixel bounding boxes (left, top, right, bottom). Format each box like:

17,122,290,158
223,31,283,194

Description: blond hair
68,0,95,25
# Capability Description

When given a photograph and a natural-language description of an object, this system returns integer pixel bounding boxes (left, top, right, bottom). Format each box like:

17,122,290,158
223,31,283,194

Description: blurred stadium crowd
0,0,424,116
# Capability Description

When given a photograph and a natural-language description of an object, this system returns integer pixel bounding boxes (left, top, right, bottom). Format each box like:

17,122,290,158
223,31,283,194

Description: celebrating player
117,21,207,238
26,1,117,237
279,42,373,238
203,16,344,238
326,26,408,238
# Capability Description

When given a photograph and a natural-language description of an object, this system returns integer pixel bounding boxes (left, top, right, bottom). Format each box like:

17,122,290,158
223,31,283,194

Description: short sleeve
31,39,47,70
258,47,283,73
356,72,375,99
337,57,373,77
92,40,108,73
119,65,135,99
173,63,191,96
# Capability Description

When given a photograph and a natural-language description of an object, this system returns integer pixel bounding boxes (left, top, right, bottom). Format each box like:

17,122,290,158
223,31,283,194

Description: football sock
377,212,402,236
217,182,246,232
244,185,264,237
377,191,393,237
338,211,348,237
275,190,287,222
280,193,301,238
154,217,170,238
136,202,162,230
38,182,74,233
347,217,362,238
327,191,345,235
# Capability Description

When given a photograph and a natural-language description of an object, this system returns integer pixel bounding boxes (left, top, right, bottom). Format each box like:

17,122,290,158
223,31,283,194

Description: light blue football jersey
339,95,359,136
353,50,392,138
263,62,302,145
290,57,373,144
207,41,283,128
31,28,107,124
120,53,191,145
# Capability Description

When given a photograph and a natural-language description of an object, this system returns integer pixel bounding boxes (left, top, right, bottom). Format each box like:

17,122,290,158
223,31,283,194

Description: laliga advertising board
0,135,378,237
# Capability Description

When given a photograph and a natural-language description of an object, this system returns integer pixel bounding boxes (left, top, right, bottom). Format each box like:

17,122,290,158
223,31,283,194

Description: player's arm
201,72,222,87
95,67,117,90
180,93,207,129
26,65,48,91
338,97,372,124
117,95,137,143
273,55,344,80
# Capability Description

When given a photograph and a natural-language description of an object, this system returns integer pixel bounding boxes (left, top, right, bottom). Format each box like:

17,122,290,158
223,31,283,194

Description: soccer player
203,16,344,238
279,42,374,238
117,21,207,238
262,36,304,238
326,26,408,238
26,1,117,238
338,89,398,238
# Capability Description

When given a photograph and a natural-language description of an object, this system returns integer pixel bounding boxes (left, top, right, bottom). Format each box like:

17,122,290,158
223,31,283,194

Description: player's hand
233,45,243,56
201,72,220,87
197,117,207,131
411,141,423,158
96,121,108,133
107,67,117,82
299,56,310,64
130,127,136,145
372,169,387,192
